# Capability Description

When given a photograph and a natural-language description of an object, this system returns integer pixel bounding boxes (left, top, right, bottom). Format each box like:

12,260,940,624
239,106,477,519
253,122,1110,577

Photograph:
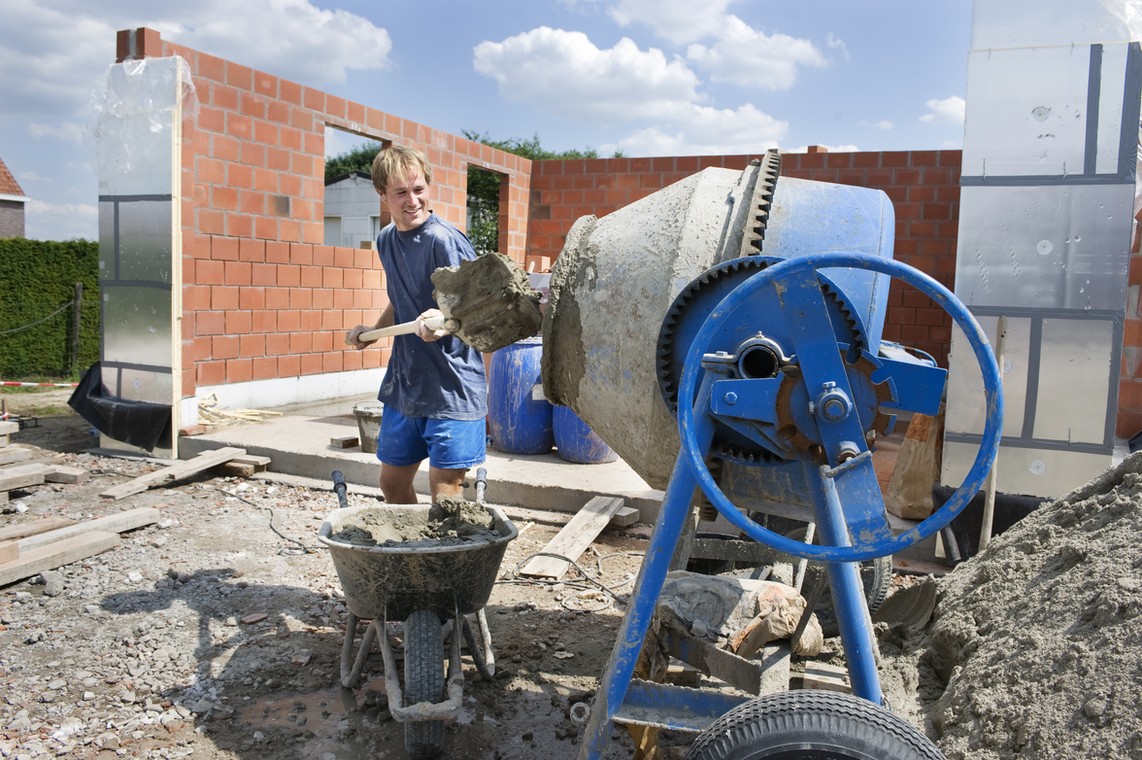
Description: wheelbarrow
318,468,518,759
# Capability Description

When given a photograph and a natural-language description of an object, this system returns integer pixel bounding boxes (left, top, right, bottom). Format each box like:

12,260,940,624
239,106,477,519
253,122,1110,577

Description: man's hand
345,325,374,350
415,309,449,342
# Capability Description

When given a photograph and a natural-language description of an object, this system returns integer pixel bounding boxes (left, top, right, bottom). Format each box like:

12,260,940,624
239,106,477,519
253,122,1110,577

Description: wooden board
0,516,76,542
0,541,16,564
99,447,246,500
0,531,120,587
44,465,87,485
517,496,625,579
0,463,48,492
16,508,159,552
219,454,272,477
0,448,34,466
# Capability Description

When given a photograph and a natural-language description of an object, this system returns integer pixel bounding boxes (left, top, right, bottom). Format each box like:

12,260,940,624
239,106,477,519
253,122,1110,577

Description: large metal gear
654,150,884,465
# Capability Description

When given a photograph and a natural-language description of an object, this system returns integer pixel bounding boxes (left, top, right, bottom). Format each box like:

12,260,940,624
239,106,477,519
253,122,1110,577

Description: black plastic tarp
68,362,172,451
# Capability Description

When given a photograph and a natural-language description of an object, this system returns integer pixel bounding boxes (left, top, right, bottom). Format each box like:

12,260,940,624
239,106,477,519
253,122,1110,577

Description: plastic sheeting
68,362,172,452
86,55,198,194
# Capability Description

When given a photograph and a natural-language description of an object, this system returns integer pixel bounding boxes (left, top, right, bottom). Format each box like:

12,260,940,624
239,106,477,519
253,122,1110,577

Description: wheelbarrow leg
339,612,380,688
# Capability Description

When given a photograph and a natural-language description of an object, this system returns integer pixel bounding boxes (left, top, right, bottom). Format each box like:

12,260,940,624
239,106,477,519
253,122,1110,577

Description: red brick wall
526,149,960,365
118,27,1142,439
120,28,532,401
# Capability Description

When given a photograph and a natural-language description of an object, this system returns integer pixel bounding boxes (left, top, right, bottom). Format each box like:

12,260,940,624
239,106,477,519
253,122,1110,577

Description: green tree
324,141,383,182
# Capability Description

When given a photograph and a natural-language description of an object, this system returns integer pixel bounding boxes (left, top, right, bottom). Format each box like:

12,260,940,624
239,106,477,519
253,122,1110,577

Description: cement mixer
542,152,1003,758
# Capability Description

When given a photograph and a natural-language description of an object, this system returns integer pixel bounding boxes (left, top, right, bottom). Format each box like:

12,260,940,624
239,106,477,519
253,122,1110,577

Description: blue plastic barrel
488,337,553,454
553,404,618,464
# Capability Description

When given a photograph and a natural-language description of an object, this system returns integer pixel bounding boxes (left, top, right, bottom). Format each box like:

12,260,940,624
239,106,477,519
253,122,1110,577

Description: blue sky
1,0,973,241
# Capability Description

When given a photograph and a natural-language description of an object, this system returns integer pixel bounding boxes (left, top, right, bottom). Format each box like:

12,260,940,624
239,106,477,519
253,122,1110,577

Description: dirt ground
3,389,1141,760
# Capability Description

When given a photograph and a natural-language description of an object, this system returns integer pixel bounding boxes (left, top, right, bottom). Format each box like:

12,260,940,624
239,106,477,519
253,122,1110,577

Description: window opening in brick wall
466,165,505,256
323,127,385,249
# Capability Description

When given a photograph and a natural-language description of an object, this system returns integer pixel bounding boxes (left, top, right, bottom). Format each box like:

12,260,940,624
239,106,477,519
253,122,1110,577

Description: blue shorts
377,407,486,470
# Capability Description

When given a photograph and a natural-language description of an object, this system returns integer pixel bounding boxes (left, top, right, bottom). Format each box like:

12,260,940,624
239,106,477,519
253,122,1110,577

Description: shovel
357,253,542,352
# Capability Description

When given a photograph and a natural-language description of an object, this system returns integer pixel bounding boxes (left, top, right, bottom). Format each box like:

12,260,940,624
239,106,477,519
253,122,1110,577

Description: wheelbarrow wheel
686,690,944,760
404,608,445,759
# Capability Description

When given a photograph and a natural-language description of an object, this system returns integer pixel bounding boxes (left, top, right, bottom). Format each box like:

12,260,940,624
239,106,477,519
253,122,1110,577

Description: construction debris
99,446,247,500
196,394,283,428
0,507,158,587
517,495,626,579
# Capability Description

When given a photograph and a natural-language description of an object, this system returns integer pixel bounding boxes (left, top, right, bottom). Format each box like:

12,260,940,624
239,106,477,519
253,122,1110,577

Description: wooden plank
609,506,640,527
99,447,246,500
0,421,19,436
0,448,34,466
43,465,88,485
518,496,625,579
0,516,76,542
801,662,851,693
219,454,271,478
0,541,16,564
0,531,120,587
0,463,48,492
16,508,159,552
330,434,360,449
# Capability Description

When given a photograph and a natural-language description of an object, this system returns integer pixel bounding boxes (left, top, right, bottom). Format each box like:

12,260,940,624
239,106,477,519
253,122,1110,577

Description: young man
346,145,487,505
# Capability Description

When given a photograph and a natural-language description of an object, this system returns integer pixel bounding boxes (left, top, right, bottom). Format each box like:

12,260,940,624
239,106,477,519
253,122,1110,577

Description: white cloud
25,199,98,241
0,0,393,133
152,0,393,86
826,33,850,62
685,16,827,90
920,95,966,124
606,102,788,156
473,28,703,124
608,0,737,45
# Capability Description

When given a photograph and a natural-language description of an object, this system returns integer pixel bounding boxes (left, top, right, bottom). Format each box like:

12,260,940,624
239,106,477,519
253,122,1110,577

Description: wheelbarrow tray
318,504,518,621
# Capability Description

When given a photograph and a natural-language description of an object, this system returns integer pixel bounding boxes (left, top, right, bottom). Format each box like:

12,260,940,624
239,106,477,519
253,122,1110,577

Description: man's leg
428,466,467,503
424,417,486,504
380,462,420,504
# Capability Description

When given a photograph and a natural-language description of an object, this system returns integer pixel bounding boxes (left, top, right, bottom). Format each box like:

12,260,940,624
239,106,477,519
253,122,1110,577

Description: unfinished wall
526,148,961,366
116,27,532,419
114,26,1142,444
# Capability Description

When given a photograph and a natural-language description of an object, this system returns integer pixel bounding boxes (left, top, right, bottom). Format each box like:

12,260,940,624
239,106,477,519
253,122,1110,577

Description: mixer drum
541,157,896,490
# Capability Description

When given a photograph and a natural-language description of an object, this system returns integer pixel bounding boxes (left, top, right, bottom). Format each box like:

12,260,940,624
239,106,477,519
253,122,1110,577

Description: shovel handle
358,315,450,343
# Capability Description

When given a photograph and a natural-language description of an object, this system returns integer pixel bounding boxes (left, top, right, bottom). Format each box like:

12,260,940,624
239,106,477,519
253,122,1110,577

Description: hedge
0,238,100,380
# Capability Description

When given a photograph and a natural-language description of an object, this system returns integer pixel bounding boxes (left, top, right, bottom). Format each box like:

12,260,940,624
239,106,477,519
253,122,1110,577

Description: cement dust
878,451,1142,760
329,498,499,546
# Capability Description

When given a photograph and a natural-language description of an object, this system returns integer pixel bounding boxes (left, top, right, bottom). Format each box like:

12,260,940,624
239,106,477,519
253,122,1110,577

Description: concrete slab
177,395,665,521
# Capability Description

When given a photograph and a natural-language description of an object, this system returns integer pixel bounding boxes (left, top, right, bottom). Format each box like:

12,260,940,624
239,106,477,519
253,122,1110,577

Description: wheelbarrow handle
475,467,487,504
332,470,349,509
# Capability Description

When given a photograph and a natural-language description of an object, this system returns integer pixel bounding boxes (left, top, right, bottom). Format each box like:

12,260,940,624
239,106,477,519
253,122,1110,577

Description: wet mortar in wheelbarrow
318,484,519,760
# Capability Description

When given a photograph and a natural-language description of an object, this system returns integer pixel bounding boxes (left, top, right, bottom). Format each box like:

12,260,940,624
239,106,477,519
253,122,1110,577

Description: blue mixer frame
578,252,1003,758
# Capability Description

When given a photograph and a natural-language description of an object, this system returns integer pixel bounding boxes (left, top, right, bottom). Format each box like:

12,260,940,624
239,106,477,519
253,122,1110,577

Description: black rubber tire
686,690,945,759
404,608,445,759
786,527,892,638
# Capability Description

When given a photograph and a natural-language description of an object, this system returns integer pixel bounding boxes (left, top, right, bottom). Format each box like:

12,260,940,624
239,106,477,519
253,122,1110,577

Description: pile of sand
881,452,1142,759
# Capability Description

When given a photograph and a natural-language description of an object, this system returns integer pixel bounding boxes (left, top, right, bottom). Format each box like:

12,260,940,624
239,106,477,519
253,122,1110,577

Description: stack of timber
0,420,88,504
0,508,159,586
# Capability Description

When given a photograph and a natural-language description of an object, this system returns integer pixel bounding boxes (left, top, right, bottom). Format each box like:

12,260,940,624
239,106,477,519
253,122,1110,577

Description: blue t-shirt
375,213,487,420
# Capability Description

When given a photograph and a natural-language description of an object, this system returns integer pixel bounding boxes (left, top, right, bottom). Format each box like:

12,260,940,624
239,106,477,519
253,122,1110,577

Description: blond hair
371,145,433,195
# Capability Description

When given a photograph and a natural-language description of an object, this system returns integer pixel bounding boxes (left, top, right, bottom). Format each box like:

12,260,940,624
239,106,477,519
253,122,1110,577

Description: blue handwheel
677,252,1003,564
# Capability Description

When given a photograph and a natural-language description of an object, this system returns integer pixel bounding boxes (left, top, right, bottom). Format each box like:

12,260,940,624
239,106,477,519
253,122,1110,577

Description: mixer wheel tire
785,527,892,638
685,690,945,760
404,608,445,759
